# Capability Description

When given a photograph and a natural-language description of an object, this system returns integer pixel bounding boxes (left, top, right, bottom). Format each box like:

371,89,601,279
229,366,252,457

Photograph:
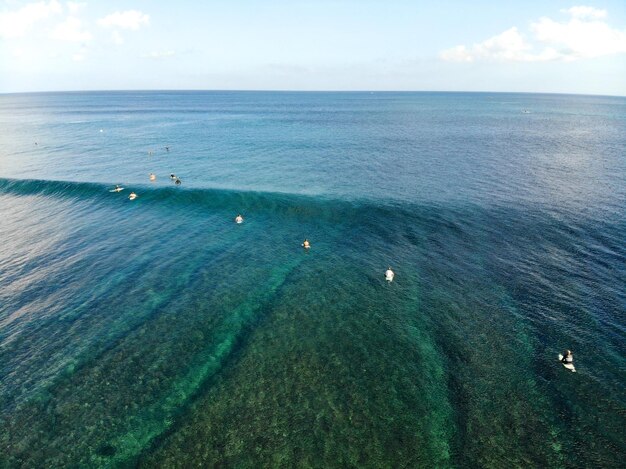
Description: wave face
0,176,389,220
1,92,625,468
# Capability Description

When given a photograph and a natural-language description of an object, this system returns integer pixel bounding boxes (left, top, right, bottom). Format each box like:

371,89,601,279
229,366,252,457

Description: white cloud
66,1,86,15
531,16,626,60
142,50,176,59
111,30,123,45
0,0,62,39
441,5,626,63
50,16,91,41
563,6,606,20
440,27,534,63
98,10,149,30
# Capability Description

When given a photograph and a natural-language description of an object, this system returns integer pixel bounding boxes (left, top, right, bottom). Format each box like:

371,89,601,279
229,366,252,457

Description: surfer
149,173,156,181
175,178,182,185
235,214,244,224
110,184,124,192
385,266,394,282
559,349,576,372
561,350,573,365
170,174,176,180
165,146,170,152
302,239,311,249
129,192,137,200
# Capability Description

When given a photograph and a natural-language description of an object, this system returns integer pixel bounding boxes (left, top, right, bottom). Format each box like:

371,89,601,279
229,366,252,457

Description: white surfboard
109,187,124,192
558,354,576,372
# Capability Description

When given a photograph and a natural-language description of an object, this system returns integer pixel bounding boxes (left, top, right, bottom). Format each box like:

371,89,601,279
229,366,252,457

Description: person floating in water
149,173,156,181
165,146,170,152
170,174,176,180
235,214,244,224
385,266,395,282
175,178,182,185
302,239,311,249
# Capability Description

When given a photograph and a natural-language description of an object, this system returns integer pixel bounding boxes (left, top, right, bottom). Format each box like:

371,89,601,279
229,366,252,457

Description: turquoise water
0,92,624,467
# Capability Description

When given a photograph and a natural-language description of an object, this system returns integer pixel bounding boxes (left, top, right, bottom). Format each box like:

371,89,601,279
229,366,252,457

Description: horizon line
1,89,625,99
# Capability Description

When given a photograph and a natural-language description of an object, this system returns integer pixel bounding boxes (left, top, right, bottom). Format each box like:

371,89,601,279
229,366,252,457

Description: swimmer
302,239,311,249
165,146,170,152
385,266,395,282
128,192,138,200
235,214,244,224
149,173,156,181
175,178,182,185
170,174,176,180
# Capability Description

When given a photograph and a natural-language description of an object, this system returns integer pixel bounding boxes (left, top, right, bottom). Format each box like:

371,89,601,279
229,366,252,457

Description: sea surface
0,91,624,468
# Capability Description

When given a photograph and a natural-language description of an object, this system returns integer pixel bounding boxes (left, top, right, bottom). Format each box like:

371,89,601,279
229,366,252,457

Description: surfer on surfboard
235,214,244,224
302,239,311,249
559,349,575,372
110,184,124,192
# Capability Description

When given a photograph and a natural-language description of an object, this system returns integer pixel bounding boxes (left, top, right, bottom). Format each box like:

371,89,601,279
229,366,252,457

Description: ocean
0,91,624,468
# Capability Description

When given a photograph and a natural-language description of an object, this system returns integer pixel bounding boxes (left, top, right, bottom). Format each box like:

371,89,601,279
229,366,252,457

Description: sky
1,0,626,95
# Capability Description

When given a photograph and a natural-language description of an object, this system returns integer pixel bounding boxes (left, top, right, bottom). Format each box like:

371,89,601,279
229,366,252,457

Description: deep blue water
0,91,624,468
